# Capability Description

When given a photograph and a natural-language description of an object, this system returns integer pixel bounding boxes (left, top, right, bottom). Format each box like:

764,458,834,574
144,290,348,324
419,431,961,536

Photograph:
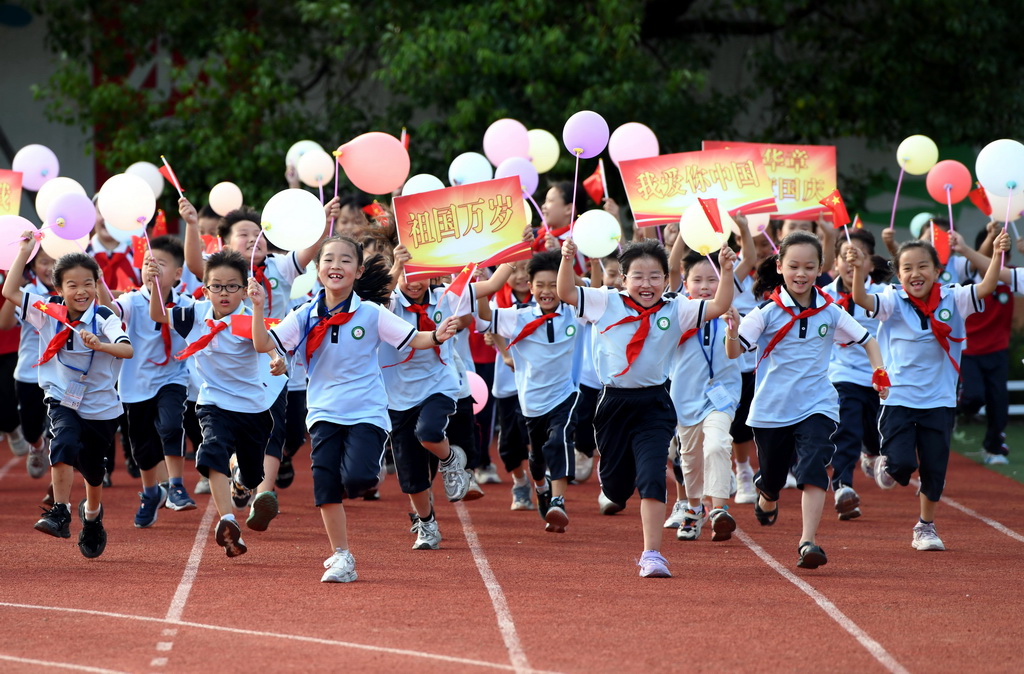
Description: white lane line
734,527,909,674
0,602,551,672
454,502,532,674
165,499,218,622
0,653,127,673
910,479,1024,544
0,455,21,482
150,657,167,667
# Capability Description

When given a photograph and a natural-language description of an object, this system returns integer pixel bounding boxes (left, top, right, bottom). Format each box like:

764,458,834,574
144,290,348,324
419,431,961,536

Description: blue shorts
752,414,837,501
877,405,953,502
388,393,456,494
309,421,387,505
525,391,579,482
47,403,119,487
124,384,188,471
195,405,273,486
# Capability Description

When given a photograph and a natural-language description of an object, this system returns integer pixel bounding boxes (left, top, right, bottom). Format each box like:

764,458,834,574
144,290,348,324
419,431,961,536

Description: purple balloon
495,157,539,196
12,144,60,191
483,118,529,167
562,111,609,159
47,192,97,241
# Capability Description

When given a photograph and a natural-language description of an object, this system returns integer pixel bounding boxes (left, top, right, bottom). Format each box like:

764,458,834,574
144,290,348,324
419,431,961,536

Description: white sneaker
676,506,706,541
663,500,688,528
26,438,49,479
412,517,441,550
875,455,897,489
474,464,502,484
510,482,534,510
734,469,756,504
574,451,594,482
194,476,211,494
321,549,357,583
8,427,30,456
439,445,470,502
729,472,737,497
598,491,625,515
834,485,861,520
463,473,485,501
784,472,798,489
912,521,945,551
859,453,877,480
984,452,1009,465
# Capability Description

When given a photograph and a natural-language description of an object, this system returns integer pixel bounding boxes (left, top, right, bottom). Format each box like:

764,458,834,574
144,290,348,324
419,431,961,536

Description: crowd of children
1,175,1017,580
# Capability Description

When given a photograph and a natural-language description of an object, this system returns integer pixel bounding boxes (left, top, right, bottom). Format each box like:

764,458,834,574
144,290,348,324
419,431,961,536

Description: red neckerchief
495,284,531,309
306,312,355,361
600,295,666,377
507,312,559,348
37,320,82,366
384,297,445,368
253,264,272,316
94,251,135,286
678,326,700,346
756,286,834,369
148,299,176,366
174,319,229,360
906,283,964,374
832,278,853,311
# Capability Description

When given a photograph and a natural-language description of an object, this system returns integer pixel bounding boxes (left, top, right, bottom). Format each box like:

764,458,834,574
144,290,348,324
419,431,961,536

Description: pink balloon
12,144,60,191
337,133,410,195
46,192,97,241
483,118,529,167
926,159,972,204
467,371,489,415
0,216,40,270
608,122,659,167
562,111,609,159
495,157,539,195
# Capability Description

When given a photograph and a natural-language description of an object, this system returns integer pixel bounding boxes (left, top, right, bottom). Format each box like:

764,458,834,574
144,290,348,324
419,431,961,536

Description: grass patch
952,420,1024,486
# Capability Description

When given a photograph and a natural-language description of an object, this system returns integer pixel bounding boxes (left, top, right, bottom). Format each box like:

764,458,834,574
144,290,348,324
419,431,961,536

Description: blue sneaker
134,485,168,529
165,484,197,511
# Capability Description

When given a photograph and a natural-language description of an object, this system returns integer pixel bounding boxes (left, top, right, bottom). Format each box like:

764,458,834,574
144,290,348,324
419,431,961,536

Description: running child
725,231,888,570
3,234,134,559
846,231,1010,551
558,238,736,578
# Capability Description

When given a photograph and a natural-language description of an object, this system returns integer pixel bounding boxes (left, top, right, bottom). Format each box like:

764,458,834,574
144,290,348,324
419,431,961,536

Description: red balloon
926,159,972,204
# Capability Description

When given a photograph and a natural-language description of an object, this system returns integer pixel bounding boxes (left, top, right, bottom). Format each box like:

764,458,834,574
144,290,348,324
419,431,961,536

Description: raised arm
149,269,172,325
704,244,737,319
881,227,898,259
470,262,515,299
295,196,337,269
950,230,1001,282
557,238,579,307
180,197,205,279
818,215,835,273
668,223,688,292
846,244,875,313
724,306,744,359
973,230,1010,299
1,232,36,307
733,213,757,279
247,277,275,353
0,297,17,330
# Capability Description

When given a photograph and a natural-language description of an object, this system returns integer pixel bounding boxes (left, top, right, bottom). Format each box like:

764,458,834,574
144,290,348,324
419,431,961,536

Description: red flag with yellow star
819,189,850,229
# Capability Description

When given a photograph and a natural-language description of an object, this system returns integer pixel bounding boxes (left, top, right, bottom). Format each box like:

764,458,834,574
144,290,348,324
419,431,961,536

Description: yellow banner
0,170,23,217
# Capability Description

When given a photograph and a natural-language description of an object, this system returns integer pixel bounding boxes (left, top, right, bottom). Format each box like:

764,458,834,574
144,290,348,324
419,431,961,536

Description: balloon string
1002,187,1013,269
765,233,779,255
569,152,581,236
524,191,547,228
889,165,905,230
251,229,264,277
142,230,166,316
946,187,955,234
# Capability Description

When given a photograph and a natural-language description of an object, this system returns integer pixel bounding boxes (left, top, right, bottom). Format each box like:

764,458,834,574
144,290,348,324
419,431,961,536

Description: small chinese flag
931,221,951,265
400,127,409,151
200,235,222,255
32,300,69,326
114,267,137,292
362,202,386,218
819,189,850,229
442,262,478,301
152,209,168,237
968,185,992,216
583,165,604,205
229,315,282,339
158,156,184,194
852,214,864,229
131,236,149,269
698,197,724,234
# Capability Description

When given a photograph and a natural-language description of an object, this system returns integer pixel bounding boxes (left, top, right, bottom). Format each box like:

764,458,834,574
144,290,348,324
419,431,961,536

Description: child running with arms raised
2,234,134,558
725,231,888,569
250,236,458,582
845,231,1009,551
558,238,736,577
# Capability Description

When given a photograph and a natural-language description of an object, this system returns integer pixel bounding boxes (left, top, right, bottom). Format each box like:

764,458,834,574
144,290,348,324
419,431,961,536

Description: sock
60,502,71,512
535,482,549,494
440,449,455,465
221,513,236,522
919,518,933,525
736,460,751,472
169,477,184,487
512,472,528,488
143,485,161,499
690,503,703,514
85,507,101,521
335,547,349,555
420,510,435,523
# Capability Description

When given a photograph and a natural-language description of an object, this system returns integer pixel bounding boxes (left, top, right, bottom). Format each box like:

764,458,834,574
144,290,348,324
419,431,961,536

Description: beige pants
677,411,734,501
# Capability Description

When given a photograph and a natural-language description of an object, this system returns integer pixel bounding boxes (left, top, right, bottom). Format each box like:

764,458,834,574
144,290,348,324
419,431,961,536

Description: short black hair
834,228,876,256
618,239,668,276
149,236,185,268
198,204,218,220
547,180,573,206
682,251,718,280
203,249,248,284
52,252,100,287
895,239,941,270
527,251,561,278
218,207,261,242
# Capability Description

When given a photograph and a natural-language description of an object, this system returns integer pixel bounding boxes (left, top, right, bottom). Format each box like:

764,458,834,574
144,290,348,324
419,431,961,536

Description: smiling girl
726,231,888,570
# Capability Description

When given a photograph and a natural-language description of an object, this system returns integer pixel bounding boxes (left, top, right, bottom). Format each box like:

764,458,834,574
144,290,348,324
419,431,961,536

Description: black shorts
264,387,288,460
46,403,119,487
729,371,755,444
495,395,529,472
124,384,188,471
389,393,456,494
752,414,836,501
195,405,273,485
525,391,579,482
285,389,308,456
16,380,47,445
573,384,600,457
309,421,387,505
877,405,954,502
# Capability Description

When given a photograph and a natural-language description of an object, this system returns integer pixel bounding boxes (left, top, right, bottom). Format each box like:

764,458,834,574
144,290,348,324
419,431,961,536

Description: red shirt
0,291,19,355
964,282,1013,355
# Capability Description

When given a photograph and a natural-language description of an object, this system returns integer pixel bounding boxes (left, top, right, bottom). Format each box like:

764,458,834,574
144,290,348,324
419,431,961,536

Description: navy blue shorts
877,405,954,502
264,387,287,461
595,385,676,505
495,394,529,472
525,391,579,482
16,380,47,445
309,421,387,505
729,371,755,444
124,384,188,471
831,382,880,489
195,405,273,486
573,384,599,457
46,403,119,487
752,414,837,501
389,393,456,494
285,390,308,456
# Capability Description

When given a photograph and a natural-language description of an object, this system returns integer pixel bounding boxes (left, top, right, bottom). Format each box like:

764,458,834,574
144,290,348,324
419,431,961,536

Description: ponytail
354,254,392,305
752,255,782,300
868,255,893,284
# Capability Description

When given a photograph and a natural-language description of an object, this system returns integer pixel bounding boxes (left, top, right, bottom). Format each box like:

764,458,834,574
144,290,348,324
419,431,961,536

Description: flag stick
160,155,184,199
142,230,166,316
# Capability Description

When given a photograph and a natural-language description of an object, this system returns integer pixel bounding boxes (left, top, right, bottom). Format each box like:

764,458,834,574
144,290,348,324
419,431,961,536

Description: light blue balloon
448,152,493,187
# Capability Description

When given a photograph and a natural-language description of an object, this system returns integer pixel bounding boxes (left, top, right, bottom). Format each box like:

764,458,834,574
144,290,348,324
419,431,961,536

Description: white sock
221,513,236,522
512,472,528,487
736,460,751,473
85,507,101,521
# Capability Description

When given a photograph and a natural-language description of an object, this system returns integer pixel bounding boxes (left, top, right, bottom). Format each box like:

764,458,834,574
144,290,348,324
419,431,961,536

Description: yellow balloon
527,129,559,174
679,203,728,256
896,135,938,175
523,199,533,226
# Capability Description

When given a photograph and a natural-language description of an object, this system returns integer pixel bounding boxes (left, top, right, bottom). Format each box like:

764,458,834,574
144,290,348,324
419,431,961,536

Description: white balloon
976,139,1024,197
285,140,325,169
34,177,87,223
261,189,326,251
126,161,165,198
986,190,1024,223
679,203,729,255
98,173,156,231
448,152,493,186
290,272,317,299
40,231,90,259
573,210,622,258
209,182,244,216
297,149,335,188
402,174,445,196
746,213,771,236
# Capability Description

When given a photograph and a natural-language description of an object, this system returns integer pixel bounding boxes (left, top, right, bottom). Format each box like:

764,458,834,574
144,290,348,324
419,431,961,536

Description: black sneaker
276,456,295,489
34,503,71,538
215,517,247,558
102,470,112,488
77,500,107,559
544,495,568,533
231,466,253,509
125,455,141,479
536,486,552,520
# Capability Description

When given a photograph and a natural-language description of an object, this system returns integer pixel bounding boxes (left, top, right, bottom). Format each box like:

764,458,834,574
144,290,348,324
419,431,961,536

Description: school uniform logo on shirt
351,326,365,340
940,271,952,282
817,323,829,338
269,277,280,290
656,317,671,330
997,291,1010,304
433,310,443,323
565,325,577,337
937,308,952,322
